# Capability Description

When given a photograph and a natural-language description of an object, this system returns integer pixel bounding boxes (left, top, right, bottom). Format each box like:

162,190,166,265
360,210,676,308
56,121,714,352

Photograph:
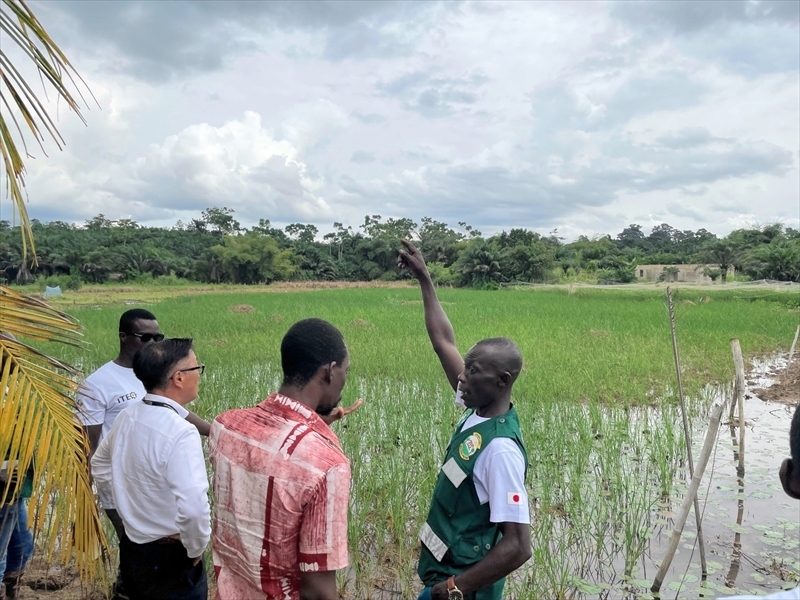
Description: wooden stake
730,339,746,478
651,403,723,593
665,287,707,578
789,324,800,365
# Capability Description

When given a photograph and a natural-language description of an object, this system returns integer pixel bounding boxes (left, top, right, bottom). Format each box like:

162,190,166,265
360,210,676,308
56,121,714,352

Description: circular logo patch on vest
459,432,482,460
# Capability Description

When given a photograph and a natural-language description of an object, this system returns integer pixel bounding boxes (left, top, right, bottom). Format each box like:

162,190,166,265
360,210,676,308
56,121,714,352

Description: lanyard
142,398,179,415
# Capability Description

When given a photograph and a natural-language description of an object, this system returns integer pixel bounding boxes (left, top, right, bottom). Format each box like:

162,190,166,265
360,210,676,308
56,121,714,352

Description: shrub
426,262,458,287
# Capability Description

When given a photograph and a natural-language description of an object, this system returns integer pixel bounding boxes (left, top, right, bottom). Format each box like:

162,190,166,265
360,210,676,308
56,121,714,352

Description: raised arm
398,240,464,391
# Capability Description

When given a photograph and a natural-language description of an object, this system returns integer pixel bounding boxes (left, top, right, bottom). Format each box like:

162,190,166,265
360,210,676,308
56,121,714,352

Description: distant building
635,264,735,283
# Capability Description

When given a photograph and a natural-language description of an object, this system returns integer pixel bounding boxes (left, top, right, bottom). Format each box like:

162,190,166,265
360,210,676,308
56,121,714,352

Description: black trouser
104,509,128,599
118,535,207,600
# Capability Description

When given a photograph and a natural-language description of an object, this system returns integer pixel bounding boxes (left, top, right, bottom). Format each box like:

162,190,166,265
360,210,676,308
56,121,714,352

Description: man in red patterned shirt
209,318,357,600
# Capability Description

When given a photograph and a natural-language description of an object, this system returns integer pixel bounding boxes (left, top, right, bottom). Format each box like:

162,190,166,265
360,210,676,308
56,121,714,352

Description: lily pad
750,490,773,499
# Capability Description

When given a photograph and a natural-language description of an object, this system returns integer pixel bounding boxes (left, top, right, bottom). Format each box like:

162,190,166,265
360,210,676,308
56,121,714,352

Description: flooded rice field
598,355,799,599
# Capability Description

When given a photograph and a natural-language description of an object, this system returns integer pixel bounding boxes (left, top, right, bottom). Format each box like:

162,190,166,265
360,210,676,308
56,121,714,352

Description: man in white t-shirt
76,309,211,599
77,309,210,460
399,240,531,600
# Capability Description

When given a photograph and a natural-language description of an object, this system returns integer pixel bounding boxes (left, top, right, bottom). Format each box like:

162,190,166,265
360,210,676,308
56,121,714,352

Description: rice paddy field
48,284,800,599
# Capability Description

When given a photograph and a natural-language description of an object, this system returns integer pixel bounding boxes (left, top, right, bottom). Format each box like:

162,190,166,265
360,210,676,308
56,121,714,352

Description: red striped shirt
210,393,350,599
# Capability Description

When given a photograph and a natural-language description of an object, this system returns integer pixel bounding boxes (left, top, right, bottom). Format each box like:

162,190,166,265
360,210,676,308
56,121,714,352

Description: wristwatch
446,576,464,600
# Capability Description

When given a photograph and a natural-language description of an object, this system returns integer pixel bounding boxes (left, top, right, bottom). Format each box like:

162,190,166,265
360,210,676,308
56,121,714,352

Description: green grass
38,286,798,598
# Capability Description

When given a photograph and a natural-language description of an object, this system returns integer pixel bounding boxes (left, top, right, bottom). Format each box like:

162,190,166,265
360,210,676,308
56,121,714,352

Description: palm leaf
0,0,94,265
0,0,107,582
0,291,108,582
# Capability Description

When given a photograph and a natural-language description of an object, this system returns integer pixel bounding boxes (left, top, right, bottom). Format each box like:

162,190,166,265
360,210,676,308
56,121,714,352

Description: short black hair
281,319,347,388
120,309,157,333
474,337,523,379
133,338,193,392
790,404,800,483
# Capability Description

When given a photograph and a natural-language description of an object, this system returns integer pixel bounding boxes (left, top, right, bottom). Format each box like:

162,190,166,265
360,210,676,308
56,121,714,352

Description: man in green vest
398,240,532,600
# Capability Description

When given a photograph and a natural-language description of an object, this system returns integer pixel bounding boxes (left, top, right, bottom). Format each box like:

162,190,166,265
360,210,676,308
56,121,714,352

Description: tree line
1,208,798,288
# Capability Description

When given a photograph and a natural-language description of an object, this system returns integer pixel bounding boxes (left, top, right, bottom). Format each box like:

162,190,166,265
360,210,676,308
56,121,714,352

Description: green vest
417,406,527,600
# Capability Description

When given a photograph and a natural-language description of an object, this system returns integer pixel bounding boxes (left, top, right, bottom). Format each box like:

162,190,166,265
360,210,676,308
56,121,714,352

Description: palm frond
0,290,108,582
0,0,94,264
0,0,108,585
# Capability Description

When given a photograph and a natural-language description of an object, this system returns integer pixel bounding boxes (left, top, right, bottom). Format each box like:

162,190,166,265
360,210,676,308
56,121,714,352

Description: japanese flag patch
507,492,524,505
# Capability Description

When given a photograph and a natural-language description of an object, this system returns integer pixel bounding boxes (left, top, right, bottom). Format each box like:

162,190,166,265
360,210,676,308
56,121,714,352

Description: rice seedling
37,286,798,598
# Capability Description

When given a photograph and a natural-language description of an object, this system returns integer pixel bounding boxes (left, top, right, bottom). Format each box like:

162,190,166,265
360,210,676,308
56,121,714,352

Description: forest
1,207,798,288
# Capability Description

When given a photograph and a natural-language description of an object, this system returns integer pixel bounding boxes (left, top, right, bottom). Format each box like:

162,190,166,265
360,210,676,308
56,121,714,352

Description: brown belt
155,536,181,545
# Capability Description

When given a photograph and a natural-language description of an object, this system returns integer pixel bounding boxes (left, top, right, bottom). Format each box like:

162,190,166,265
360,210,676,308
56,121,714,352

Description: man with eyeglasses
77,309,211,462
92,338,211,600
76,308,210,598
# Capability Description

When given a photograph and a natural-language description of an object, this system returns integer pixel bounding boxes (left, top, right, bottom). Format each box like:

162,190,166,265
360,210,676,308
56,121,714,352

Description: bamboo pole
652,403,723,593
789,324,800,364
665,287,707,577
730,339,746,478
724,430,746,589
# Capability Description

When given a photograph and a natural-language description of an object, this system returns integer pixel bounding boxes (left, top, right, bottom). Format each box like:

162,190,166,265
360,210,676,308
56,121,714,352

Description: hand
430,581,449,600
192,555,203,567
321,398,364,426
398,239,430,281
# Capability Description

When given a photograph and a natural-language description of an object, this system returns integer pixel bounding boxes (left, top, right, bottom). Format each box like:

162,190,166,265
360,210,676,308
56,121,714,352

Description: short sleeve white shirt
456,389,530,524
76,361,145,441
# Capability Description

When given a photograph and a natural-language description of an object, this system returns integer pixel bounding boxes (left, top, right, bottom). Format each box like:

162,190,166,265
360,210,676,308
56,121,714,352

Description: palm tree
702,240,737,283
455,241,504,288
1,0,107,582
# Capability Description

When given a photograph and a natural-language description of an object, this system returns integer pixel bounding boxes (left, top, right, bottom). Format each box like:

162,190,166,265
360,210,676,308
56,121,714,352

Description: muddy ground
752,355,800,405
8,556,218,599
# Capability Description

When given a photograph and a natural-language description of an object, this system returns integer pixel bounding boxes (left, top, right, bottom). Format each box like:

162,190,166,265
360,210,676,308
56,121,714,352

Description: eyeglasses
122,332,165,343
176,364,205,375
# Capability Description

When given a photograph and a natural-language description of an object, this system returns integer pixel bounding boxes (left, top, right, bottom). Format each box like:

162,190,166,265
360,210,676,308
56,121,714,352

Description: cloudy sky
2,0,798,241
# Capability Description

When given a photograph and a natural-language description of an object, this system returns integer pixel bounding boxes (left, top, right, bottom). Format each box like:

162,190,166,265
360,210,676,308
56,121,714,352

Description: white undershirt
456,390,530,524
76,361,145,442
91,394,211,558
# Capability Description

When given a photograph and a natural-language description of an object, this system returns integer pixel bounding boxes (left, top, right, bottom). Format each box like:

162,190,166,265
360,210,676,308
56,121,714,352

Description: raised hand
397,239,430,281
322,398,364,426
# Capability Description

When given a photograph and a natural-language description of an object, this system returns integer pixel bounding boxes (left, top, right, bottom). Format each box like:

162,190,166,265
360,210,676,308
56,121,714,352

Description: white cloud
125,111,331,221
6,0,797,239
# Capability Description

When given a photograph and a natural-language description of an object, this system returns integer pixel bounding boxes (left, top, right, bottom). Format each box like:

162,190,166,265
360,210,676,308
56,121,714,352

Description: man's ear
321,362,336,384
498,371,511,388
171,371,183,389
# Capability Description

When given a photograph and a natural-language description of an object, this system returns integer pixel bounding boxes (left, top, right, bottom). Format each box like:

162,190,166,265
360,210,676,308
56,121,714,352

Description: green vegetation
48,286,797,598
2,211,799,287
